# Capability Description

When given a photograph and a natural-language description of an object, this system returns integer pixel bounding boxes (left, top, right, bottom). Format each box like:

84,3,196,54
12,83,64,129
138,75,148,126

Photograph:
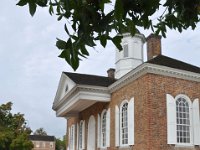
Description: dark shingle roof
29,135,55,141
63,72,116,87
147,55,200,74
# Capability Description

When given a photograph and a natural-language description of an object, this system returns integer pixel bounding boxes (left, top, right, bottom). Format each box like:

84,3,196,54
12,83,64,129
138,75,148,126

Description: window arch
101,110,107,148
120,100,129,145
175,95,192,144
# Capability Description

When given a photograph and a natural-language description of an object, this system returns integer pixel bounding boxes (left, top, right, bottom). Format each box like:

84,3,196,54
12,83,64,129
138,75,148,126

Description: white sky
0,1,200,138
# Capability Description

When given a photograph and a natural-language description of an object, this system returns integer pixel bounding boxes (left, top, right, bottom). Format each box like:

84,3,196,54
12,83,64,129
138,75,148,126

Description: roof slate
29,135,55,141
63,72,116,87
147,55,200,74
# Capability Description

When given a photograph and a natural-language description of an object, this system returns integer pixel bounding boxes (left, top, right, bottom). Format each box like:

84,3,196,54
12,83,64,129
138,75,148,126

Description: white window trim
167,94,200,146
175,94,193,146
119,100,129,147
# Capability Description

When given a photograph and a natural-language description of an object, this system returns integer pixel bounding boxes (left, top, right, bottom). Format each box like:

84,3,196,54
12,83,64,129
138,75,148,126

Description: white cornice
109,63,200,92
52,84,110,114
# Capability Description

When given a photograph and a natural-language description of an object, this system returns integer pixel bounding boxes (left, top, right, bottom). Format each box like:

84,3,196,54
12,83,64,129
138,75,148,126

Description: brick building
52,32,200,150
29,135,55,150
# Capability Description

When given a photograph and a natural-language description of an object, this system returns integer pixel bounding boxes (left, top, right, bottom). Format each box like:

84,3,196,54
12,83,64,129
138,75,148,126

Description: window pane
121,103,128,145
176,98,190,144
102,112,107,147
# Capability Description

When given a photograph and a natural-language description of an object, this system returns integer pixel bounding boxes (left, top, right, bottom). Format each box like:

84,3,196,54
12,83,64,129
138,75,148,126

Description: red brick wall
67,73,200,150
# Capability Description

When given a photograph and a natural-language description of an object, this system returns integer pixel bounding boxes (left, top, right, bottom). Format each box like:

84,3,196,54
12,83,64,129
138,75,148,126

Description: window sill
99,147,107,150
119,145,130,149
175,144,194,148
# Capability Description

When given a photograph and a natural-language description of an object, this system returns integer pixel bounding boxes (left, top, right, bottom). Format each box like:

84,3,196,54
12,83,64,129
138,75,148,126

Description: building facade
53,33,200,150
29,135,56,150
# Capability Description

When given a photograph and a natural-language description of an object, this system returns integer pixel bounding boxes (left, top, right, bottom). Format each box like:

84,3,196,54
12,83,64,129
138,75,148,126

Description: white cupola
115,32,146,79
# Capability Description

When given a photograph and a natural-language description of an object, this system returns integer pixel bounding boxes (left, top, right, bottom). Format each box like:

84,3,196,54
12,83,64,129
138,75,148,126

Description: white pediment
53,73,76,103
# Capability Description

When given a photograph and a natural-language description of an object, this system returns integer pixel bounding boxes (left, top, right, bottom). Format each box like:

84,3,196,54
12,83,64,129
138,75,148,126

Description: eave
52,85,110,117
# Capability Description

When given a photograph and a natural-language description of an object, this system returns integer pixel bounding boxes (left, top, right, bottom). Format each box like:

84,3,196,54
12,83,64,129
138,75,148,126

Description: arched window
176,97,190,144
121,102,128,145
166,94,200,146
115,98,134,147
101,111,107,147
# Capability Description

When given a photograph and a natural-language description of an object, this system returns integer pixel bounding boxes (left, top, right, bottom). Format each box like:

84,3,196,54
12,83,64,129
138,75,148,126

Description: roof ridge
63,71,109,78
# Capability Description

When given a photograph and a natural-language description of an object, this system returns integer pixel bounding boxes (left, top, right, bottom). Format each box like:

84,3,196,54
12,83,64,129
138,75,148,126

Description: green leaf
58,49,71,65
126,19,136,36
49,4,54,15
70,56,79,71
29,2,37,16
56,39,67,49
100,35,107,47
57,15,63,21
80,46,89,56
36,0,47,7
16,0,28,6
114,0,123,20
112,35,123,50
64,24,70,35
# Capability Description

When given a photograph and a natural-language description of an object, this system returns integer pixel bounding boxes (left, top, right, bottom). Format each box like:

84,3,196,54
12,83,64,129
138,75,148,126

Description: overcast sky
1,1,200,138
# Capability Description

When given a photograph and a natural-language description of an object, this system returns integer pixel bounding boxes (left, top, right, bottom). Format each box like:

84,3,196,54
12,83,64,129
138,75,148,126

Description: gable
53,73,76,103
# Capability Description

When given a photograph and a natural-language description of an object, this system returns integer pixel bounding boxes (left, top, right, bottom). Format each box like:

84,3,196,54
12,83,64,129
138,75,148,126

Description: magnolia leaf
36,0,47,7
71,59,79,70
49,4,54,15
114,0,123,20
100,35,107,47
112,35,123,50
56,39,67,49
57,15,63,21
29,2,37,16
16,0,28,6
80,46,89,56
58,49,71,65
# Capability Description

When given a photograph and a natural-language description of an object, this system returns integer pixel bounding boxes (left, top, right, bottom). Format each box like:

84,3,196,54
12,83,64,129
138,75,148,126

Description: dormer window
123,43,128,57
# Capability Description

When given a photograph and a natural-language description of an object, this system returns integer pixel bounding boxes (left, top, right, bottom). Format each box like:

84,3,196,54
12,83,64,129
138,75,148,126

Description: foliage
34,127,47,136
0,102,33,150
56,135,66,150
16,0,200,70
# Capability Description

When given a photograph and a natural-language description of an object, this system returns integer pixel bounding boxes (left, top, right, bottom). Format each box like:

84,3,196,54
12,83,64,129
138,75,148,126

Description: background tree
16,0,200,70
55,135,66,150
0,102,33,150
34,127,48,136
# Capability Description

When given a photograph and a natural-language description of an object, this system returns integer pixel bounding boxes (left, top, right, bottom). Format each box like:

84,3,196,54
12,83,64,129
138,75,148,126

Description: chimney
146,34,162,60
107,68,115,79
